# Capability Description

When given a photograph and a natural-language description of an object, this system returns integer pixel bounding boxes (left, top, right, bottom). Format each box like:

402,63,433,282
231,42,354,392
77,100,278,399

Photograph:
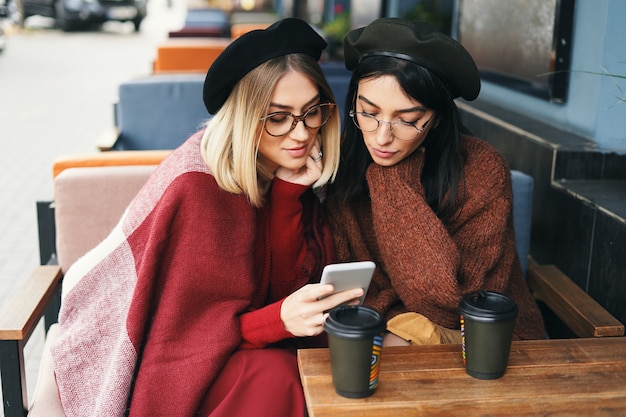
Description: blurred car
0,0,7,52
18,0,147,31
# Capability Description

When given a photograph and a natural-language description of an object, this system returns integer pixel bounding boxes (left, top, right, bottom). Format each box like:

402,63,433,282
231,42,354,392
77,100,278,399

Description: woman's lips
371,147,396,159
285,146,308,158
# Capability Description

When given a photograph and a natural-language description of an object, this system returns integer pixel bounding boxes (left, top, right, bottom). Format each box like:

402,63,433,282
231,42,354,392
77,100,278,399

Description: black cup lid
459,290,518,321
324,305,386,337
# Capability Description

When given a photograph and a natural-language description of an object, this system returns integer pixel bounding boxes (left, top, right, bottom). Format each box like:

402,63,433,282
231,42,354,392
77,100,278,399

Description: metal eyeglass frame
349,110,433,141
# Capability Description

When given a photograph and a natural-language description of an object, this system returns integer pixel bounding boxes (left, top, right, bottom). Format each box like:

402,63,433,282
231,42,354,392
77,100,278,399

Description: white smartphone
319,261,376,304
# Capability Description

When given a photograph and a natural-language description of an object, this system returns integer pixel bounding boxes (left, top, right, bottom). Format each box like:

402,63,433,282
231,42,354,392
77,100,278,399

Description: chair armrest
527,259,624,338
0,265,63,342
0,266,62,417
97,126,122,151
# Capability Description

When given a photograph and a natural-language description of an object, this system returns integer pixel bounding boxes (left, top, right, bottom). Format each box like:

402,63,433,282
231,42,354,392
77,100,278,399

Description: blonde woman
50,19,357,417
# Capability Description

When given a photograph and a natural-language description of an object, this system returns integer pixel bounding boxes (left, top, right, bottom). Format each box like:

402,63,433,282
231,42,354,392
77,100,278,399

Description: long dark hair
331,56,468,222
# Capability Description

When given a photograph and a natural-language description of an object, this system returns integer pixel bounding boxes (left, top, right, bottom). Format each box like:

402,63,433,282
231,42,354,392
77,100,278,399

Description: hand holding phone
319,261,375,304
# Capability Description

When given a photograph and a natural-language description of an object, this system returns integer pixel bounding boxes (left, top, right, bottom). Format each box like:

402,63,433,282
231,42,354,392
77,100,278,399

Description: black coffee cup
323,305,386,398
459,290,518,380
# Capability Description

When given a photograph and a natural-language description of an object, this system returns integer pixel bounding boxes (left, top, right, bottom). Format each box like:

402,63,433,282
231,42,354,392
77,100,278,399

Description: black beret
203,18,327,114
344,18,480,101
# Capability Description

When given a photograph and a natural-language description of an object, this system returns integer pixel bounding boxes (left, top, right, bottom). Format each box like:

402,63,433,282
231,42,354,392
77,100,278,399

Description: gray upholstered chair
99,73,208,151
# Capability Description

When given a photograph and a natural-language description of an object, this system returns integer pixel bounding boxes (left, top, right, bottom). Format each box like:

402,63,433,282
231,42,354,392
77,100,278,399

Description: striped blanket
51,132,258,416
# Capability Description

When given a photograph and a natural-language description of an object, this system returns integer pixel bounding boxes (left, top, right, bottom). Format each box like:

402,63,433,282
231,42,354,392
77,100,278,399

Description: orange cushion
53,150,171,178
230,23,271,39
153,38,231,73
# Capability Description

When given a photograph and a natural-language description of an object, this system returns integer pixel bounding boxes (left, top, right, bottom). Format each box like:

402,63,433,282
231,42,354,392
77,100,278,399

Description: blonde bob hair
201,53,341,207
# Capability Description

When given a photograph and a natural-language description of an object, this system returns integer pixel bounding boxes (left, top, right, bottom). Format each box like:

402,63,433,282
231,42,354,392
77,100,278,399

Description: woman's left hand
275,142,323,187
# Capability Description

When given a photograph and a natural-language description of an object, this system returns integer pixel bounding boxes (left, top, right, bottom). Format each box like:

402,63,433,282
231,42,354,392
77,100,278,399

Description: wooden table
298,337,626,416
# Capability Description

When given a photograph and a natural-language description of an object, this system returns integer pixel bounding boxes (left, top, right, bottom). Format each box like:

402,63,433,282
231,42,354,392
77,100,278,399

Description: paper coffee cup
324,305,386,398
459,290,518,380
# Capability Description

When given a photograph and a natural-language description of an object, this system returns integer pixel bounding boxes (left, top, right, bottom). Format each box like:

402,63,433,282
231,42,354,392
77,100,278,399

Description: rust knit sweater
327,136,545,340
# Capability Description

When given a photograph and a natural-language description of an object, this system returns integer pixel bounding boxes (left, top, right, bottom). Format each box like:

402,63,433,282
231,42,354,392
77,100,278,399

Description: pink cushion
54,165,156,272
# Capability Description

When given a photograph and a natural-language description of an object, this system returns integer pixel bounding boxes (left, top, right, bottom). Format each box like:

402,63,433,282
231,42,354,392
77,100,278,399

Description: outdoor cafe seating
98,73,207,151
167,7,231,38
1,149,622,416
155,11,277,74
0,29,623,415
1,153,166,417
151,37,232,74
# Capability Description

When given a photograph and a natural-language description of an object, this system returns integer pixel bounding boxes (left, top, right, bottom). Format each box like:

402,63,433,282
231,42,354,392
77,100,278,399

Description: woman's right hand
275,142,323,188
280,284,364,337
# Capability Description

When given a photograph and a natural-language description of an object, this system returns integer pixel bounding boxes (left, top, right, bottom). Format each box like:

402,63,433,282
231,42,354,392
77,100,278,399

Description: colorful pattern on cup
460,314,466,365
369,334,384,391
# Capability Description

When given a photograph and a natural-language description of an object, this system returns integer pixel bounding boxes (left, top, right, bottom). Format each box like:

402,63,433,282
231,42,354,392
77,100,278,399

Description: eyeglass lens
350,111,428,141
263,103,334,137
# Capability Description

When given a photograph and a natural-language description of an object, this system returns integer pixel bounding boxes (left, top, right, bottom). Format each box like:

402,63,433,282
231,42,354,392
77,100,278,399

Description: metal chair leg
0,339,28,417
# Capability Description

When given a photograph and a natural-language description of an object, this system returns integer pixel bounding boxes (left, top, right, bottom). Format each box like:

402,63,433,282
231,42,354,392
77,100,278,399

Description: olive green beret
203,18,327,114
344,18,480,101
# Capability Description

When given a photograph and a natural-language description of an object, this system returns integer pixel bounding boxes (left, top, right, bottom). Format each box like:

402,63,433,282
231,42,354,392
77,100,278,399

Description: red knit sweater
327,136,545,340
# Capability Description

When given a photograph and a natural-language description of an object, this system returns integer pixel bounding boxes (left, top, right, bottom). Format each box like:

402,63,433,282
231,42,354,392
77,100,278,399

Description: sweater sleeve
239,178,311,349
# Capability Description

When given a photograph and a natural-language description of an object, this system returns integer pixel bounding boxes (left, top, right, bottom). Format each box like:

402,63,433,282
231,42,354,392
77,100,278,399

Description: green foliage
323,11,350,42
401,0,452,35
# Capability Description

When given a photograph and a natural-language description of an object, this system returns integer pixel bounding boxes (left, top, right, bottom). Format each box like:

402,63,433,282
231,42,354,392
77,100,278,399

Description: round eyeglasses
261,103,335,137
349,110,432,141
